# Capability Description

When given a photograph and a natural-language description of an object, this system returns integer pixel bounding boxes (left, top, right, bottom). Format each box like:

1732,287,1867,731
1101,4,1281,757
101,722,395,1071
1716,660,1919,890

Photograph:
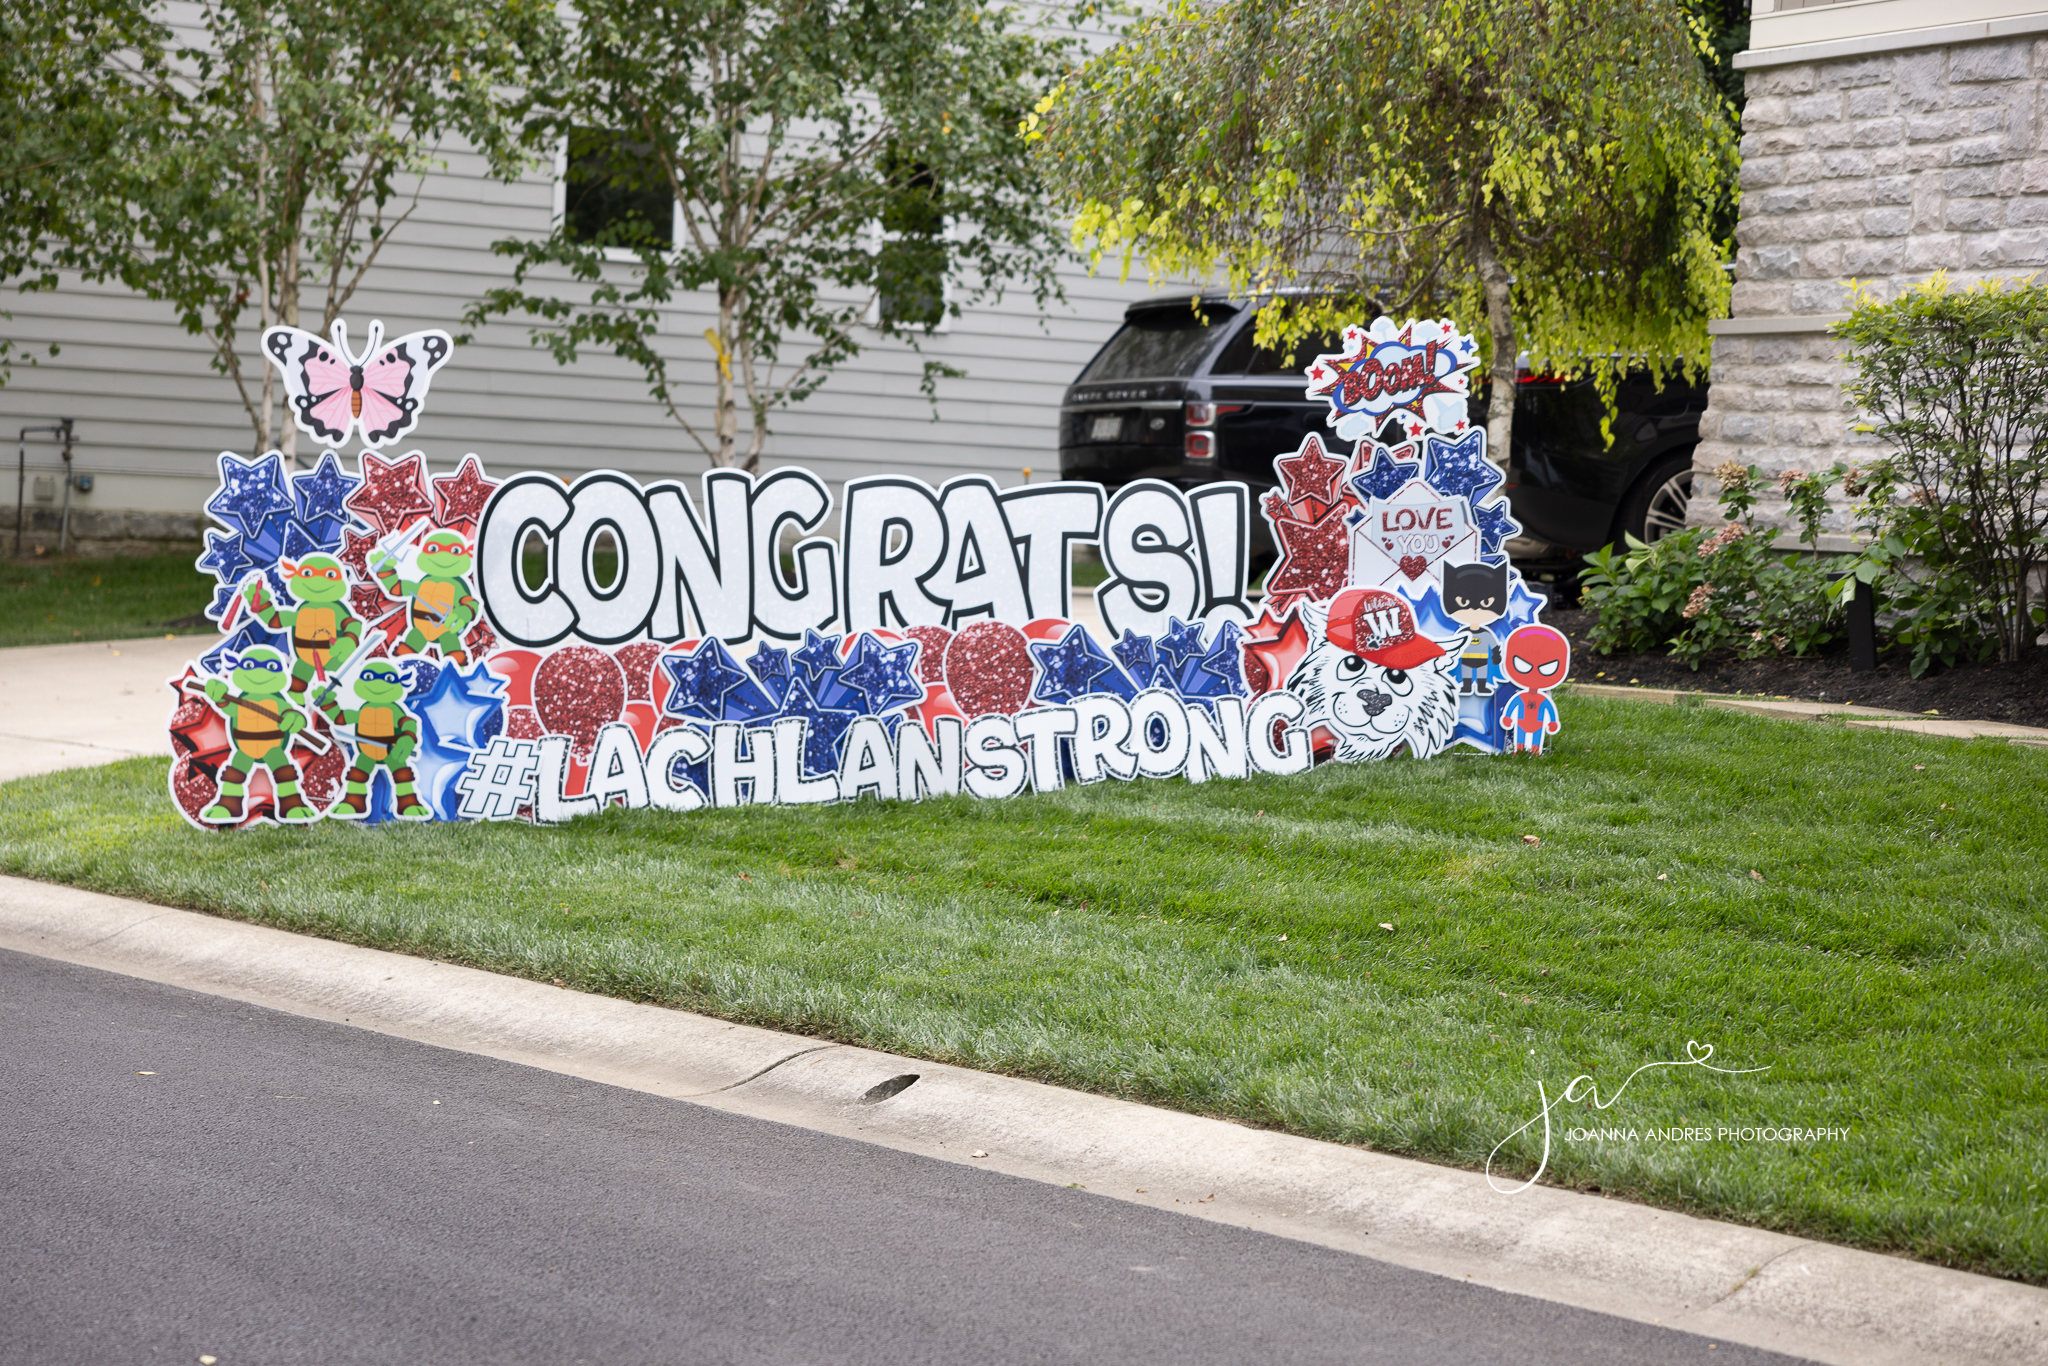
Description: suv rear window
1211,315,1345,377
1079,305,1236,381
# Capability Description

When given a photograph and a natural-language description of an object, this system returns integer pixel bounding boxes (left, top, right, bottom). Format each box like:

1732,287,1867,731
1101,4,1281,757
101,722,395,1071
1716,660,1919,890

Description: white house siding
1,138,1193,547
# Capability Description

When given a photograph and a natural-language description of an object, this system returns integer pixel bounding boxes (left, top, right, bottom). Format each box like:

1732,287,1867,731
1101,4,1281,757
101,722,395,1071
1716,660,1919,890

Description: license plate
1089,414,1122,442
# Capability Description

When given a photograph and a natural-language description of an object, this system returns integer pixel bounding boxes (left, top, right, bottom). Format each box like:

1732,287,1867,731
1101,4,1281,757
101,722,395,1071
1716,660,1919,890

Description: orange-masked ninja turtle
371,529,479,664
244,554,365,694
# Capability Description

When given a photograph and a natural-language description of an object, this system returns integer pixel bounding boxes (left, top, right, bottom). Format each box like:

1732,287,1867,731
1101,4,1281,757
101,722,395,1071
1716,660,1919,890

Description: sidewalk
0,635,196,783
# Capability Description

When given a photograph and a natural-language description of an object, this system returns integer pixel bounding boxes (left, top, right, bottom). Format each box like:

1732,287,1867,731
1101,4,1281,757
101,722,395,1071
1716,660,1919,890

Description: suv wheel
1618,453,1696,545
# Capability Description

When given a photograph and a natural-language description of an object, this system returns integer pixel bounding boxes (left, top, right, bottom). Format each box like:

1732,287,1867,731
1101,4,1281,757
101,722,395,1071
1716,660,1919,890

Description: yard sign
167,316,1569,828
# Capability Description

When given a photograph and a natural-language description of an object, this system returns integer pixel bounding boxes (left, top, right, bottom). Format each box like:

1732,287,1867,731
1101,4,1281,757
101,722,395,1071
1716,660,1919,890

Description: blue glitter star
791,628,843,685
206,452,294,537
1348,440,1417,503
1423,429,1502,506
838,633,925,714
280,518,328,564
1473,499,1519,558
1111,628,1156,680
1191,620,1248,698
197,529,253,584
1156,617,1208,673
774,675,859,780
1029,624,1128,704
746,642,791,702
661,638,774,722
291,451,361,526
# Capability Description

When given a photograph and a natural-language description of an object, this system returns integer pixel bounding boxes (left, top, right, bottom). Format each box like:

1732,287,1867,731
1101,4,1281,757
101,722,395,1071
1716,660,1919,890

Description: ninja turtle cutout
169,313,1569,830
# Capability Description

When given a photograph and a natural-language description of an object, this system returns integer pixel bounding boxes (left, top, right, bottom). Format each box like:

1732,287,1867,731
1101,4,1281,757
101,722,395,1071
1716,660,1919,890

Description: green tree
111,0,561,456
1027,0,1736,458
463,0,1077,471
0,0,175,386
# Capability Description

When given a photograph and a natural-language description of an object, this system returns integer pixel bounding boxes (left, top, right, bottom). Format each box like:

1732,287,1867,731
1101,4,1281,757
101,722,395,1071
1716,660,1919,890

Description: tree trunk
1469,221,1517,470
279,235,300,467
712,290,739,468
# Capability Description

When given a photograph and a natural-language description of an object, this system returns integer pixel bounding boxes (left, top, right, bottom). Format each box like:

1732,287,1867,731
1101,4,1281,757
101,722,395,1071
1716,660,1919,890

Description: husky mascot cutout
1287,588,1461,761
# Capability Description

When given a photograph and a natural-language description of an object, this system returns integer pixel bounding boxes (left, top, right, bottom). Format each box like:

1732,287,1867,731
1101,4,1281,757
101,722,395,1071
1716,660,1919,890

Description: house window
874,159,947,329
562,127,674,250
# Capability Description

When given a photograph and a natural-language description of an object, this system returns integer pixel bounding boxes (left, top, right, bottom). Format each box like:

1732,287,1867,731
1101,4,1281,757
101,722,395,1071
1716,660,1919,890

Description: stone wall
1694,34,2048,535
2,507,202,559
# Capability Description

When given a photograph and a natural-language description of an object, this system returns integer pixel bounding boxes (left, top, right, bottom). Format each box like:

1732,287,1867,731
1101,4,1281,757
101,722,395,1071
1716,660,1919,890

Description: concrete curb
1567,682,2048,746
3,874,2042,1366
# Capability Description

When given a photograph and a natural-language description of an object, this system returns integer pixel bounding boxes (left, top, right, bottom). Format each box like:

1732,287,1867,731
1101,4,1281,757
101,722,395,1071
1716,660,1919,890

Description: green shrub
1834,273,2048,669
1579,463,1846,668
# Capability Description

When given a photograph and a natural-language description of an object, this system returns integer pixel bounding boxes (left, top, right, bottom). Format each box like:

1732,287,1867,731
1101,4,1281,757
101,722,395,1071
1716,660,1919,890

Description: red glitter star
1274,436,1349,519
349,580,393,623
345,451,433,537
431,454,499,532
338,527,382,583
1261,501,1352,619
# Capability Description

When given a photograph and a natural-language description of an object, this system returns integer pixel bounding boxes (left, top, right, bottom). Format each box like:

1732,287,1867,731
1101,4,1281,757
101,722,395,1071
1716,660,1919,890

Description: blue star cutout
280,518,328,564
207,452,294,537
1029,624,1131,704
413,660,506,751
1191,621,1248,698
791,629,843,685
1156,617,1208,673
1422,429,1501,506
406,723,476,821
774,675,858,780
746,642,791,701
661,638,773,722
838,633,925,714
198,529,253,583
1348,440,1417,503
205,582,240,622
243,511,289,566
1111,628,1156,680
291,451,361,525
1473,499,1519,558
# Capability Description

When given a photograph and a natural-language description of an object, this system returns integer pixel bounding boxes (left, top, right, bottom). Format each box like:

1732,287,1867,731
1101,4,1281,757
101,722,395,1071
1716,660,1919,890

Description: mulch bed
1544,608,2048,729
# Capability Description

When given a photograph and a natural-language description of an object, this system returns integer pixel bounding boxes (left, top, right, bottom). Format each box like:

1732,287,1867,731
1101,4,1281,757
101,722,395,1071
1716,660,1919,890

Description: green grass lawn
2,696,2042,1282
1,550,213,647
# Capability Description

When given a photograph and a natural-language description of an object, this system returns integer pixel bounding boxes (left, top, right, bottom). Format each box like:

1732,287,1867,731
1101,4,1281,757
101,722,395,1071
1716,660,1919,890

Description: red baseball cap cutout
1324,588,1446,669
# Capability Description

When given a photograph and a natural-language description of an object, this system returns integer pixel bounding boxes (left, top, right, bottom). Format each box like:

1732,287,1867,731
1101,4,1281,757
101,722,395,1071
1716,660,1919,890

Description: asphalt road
1,947,1810,1366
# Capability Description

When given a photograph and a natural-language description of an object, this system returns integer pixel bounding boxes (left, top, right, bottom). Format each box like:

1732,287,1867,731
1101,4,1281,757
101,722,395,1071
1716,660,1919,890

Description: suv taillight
1185,401,1217,427
1184,431,1217,460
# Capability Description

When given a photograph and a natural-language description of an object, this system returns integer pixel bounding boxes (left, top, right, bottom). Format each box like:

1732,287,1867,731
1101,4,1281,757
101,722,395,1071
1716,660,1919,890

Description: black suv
1057,294,1705,566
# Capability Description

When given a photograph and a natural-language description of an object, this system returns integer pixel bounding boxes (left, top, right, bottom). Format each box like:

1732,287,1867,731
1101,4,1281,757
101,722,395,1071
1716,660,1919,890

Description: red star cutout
349,580,393,623
1240,609,1313,696
339,527,382,583
345,451,433,537
1274,436,1348,518
431,454,499,532
1261,502,1352,619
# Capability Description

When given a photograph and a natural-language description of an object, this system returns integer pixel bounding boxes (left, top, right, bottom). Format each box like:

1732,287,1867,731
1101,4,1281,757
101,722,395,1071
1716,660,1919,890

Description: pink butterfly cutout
261,319,453,451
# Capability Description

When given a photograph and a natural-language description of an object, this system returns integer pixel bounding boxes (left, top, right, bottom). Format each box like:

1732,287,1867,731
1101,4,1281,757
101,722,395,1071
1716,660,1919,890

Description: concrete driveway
0,635,200,783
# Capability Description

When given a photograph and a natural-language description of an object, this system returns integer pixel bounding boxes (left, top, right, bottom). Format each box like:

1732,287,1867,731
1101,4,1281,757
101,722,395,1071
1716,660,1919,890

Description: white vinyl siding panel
1,139,1196,517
